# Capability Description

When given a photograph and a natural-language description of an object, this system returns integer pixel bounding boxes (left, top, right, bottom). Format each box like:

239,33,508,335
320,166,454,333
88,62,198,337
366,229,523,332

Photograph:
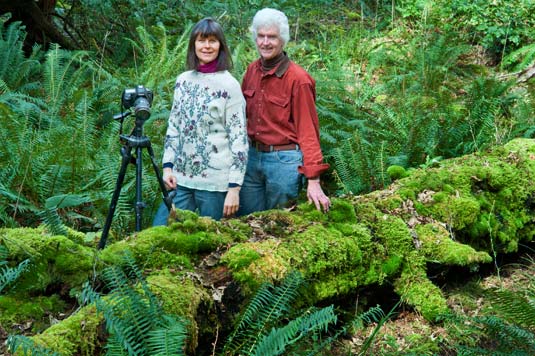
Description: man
238,8,331,215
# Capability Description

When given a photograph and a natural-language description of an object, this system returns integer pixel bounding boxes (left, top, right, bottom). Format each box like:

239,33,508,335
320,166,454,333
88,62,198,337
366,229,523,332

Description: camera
122,85,153,121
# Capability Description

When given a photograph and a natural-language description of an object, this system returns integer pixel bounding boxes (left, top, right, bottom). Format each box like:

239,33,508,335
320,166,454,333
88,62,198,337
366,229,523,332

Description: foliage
449,256,535,355
0,244,30,294
80,252,188,356
7,334,61,356
447,0,535,62
223,271,337,356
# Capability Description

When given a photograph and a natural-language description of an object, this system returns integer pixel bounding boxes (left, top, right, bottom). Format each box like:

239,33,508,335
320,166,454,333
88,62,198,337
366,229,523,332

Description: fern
223,271,337,356
330,131,374,194
6,334,61,356
452,260,535,354
0,244,30,294
486,288,535,329
80,252,187,356
502,43,535,72
224,271,304,354
305,303,398,356
0,19,43,91
38,194,92,235
456,315,535,355
252,306,337,356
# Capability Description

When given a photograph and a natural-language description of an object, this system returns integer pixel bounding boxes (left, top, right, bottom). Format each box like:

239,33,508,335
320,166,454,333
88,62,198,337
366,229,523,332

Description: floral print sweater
163,70,248,192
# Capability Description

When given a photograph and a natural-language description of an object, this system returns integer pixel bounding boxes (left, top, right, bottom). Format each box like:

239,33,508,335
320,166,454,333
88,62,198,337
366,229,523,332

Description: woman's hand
163,168,177,190
223,187,240,217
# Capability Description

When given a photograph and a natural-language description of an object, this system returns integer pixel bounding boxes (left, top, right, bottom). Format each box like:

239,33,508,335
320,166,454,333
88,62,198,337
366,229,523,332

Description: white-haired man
238,8,331,215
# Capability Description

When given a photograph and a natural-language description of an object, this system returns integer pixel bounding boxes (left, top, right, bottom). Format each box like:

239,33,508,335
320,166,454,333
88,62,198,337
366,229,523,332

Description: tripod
98,112,172,249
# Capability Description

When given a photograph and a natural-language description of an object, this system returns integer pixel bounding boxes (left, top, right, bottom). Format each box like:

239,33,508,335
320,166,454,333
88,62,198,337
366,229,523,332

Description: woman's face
195,34,220,65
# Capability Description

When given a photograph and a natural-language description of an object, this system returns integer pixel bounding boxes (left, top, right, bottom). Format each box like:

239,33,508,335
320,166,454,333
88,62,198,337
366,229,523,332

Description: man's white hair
250,8,290,45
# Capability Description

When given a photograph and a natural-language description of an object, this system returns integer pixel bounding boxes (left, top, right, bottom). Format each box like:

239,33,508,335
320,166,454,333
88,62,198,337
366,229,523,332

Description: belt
250,139,299,152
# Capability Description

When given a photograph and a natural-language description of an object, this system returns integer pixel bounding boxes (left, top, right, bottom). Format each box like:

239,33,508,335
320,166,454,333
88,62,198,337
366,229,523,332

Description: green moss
432,191,448,203
0,295,66,330
372,215,413,256
223,244,262,269
0,228,95,293
326,199,357,223
416,223,492,265
428,196,481,230
282,224,367,276
298,203,329,222
100,219,249,270
147,271,212,352
394,255,449,321
381,254,403,275
387,165,408,180
27,305,101,356
222,220,389,301
222,239,289,292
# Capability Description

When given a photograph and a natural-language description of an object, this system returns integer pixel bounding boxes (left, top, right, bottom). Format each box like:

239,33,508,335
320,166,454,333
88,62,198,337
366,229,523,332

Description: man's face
255,26,284,61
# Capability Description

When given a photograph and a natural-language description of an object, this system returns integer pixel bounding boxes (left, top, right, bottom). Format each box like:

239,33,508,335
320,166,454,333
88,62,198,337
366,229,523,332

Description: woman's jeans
152,185,226,225
238,147,303,216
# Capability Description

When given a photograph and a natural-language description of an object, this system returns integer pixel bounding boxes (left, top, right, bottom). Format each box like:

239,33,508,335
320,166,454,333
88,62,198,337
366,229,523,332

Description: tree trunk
0,0,74,51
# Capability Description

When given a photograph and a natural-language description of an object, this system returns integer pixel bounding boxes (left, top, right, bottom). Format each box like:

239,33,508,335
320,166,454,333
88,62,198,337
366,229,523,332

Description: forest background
1,0,535,234
1,0,535,355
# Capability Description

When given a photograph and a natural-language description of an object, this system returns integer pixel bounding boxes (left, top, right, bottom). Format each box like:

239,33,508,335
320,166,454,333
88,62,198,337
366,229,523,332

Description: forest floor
332,246,535,355
1,247,533,356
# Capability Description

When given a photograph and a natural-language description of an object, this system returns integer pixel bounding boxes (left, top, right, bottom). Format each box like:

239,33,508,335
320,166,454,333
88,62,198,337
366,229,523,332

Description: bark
0,0,75,51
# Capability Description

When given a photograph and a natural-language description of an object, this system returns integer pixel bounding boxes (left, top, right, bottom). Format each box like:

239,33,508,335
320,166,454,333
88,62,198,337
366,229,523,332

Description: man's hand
223,187,241,217
163,167,177,190
307,178,330,212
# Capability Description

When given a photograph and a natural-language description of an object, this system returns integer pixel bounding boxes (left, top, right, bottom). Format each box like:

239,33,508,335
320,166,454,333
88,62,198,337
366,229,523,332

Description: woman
153,18,248,224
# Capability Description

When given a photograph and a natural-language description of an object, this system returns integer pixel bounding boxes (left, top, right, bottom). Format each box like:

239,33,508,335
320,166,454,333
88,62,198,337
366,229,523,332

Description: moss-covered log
2,138,535,354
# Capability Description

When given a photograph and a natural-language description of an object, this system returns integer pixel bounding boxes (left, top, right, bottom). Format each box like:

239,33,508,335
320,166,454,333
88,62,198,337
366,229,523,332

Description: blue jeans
238,147,303,216
152,185,227,225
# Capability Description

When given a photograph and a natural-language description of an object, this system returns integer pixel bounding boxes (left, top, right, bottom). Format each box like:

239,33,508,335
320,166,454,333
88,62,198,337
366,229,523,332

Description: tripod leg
146,142,173,211
98,144,133,249
134,145,144,232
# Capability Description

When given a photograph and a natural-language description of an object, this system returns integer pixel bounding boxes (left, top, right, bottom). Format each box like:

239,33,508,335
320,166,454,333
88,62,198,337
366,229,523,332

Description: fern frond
224,271,304,354
252,306,337,356
6,334,61,356
147,315,188,356
80,253,187,356
487,288,535,329
0,245,31,294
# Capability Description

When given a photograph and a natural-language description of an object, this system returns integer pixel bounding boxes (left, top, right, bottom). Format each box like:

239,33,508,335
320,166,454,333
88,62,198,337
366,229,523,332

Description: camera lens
134,97,151,120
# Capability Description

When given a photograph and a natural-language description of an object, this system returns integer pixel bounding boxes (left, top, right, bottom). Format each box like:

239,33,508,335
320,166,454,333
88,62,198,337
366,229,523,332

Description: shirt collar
259,52,290,78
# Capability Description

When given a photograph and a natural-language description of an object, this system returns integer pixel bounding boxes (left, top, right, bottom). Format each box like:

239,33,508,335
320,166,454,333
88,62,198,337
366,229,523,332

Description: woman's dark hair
186,18,233,71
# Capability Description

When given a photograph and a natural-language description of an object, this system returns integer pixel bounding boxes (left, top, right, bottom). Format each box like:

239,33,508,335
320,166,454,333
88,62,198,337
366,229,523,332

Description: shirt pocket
266,93,289,108
265,93,290,123
243,89,255,98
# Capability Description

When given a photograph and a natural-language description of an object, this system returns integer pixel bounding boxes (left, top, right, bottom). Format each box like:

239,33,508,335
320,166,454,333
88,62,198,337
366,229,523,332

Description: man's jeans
238,147,303,216
152,185,227,225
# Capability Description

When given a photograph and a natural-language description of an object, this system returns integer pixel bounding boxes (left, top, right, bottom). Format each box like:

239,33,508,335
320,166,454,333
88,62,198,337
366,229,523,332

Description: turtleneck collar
260,52,290,77
198,60,218,73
